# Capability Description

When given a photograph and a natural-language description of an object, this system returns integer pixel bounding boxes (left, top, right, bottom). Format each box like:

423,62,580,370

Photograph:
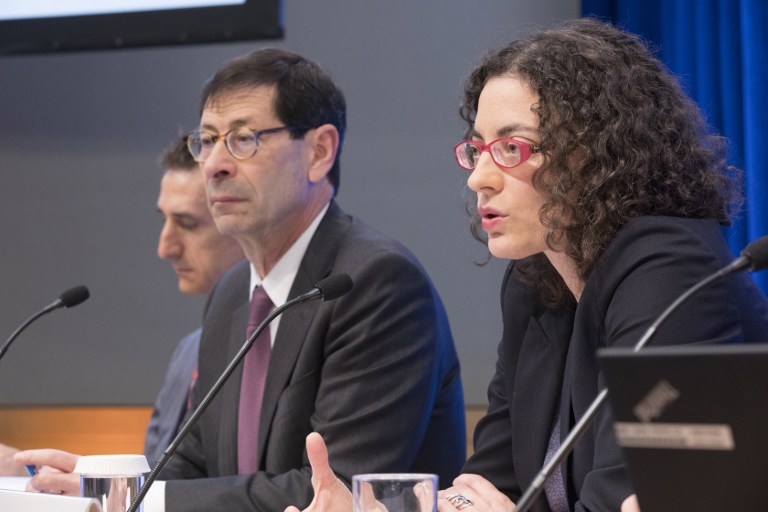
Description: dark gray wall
0,1,579,406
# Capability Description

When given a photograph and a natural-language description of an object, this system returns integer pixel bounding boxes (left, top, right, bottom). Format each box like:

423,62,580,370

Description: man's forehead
202,85,276,119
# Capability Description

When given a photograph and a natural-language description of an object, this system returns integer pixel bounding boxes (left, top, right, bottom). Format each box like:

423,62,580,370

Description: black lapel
257,201,352,462
511,302,574,488
220,297,249,474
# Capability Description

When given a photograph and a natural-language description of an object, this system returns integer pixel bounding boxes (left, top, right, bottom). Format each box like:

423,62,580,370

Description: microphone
126,273,354,512
730,235,768,272
55,285,91,309
514,234,768,512
0,285,90,362
293,273,354,302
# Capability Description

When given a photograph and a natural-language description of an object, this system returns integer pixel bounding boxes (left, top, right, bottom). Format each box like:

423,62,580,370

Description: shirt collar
249,202,330,307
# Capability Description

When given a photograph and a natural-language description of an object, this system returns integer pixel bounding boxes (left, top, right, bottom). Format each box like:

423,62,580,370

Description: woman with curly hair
442,17,768,512
286,18,768,512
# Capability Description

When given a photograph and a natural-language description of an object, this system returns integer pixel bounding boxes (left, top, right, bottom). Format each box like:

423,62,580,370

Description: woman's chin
487,241,539,261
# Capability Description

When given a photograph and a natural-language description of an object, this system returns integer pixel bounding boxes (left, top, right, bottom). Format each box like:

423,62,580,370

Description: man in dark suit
153,48,465,511
15,49,464,510
14,49,465,509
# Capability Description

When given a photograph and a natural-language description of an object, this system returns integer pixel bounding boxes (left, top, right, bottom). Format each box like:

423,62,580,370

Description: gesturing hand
284,432,353,512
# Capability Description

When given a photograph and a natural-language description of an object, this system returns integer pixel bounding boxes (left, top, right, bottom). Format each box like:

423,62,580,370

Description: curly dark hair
461,18,741,307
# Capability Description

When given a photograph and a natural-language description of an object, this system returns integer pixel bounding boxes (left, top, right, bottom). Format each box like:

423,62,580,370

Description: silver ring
445,493,474,509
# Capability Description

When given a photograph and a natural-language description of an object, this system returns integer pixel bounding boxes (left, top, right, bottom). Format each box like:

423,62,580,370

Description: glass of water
352,473,437,512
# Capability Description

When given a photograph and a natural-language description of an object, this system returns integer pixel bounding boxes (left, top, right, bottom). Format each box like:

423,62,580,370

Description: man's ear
307,124,339,184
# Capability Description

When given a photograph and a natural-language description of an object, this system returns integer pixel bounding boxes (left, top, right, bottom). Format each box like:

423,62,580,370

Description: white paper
0,477,28,491
0,488,102,512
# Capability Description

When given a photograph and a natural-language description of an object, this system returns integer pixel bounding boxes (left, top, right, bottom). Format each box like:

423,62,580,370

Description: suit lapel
256,202,351,464
511,304,573,487
219,271,250,475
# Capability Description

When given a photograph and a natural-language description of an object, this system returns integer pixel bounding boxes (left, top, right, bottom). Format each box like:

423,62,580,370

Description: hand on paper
14,448,81,495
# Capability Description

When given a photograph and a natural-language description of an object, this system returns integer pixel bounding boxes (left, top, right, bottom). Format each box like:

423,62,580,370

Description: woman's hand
438,473,514,512
621,494,640,512
284,432,353,512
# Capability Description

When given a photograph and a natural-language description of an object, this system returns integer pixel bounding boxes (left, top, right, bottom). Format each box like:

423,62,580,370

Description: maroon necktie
237,285,273,474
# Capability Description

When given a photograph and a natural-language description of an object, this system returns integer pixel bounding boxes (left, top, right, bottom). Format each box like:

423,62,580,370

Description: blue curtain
582,0,768,293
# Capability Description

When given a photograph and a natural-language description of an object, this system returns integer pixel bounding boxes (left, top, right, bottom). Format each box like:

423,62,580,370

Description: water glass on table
74,454,149,512
353,473,437,512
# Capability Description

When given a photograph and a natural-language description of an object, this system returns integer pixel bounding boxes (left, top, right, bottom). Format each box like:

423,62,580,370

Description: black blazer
463,216,768,512
161,201,466,511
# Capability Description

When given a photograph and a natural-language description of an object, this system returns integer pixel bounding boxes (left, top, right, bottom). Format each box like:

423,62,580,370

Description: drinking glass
352,473,437,512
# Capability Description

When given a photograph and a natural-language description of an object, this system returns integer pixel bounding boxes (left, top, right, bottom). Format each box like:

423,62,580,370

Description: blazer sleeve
462,263,522,498
307,247,462,488
462,342,519,495
574,218,744,512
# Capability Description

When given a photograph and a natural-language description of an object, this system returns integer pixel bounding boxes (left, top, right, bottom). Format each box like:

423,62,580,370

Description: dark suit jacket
161,201,466,511
143,328,199,467
463,216,768,512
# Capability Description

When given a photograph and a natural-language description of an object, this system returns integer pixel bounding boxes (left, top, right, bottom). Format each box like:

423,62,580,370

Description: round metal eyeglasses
453,138,541,170
186,125,304,162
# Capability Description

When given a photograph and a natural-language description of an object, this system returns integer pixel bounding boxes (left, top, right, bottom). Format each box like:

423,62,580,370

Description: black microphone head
741,235,768,272
316,274,353,301
59,285,90,308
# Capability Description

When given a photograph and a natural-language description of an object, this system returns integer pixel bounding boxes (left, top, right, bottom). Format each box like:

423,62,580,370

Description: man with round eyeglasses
155,47,465,512
186,125,306,162
141,49,466,512
12,47,466,512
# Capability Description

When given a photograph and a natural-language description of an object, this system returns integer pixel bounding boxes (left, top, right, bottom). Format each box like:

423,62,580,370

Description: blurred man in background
1,137,244,475
145,136,245,465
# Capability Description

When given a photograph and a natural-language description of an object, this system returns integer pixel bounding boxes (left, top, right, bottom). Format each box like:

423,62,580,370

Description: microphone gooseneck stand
0,285,90,363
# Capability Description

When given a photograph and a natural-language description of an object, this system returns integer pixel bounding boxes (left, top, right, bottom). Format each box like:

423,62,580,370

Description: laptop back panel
598,344,768,512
